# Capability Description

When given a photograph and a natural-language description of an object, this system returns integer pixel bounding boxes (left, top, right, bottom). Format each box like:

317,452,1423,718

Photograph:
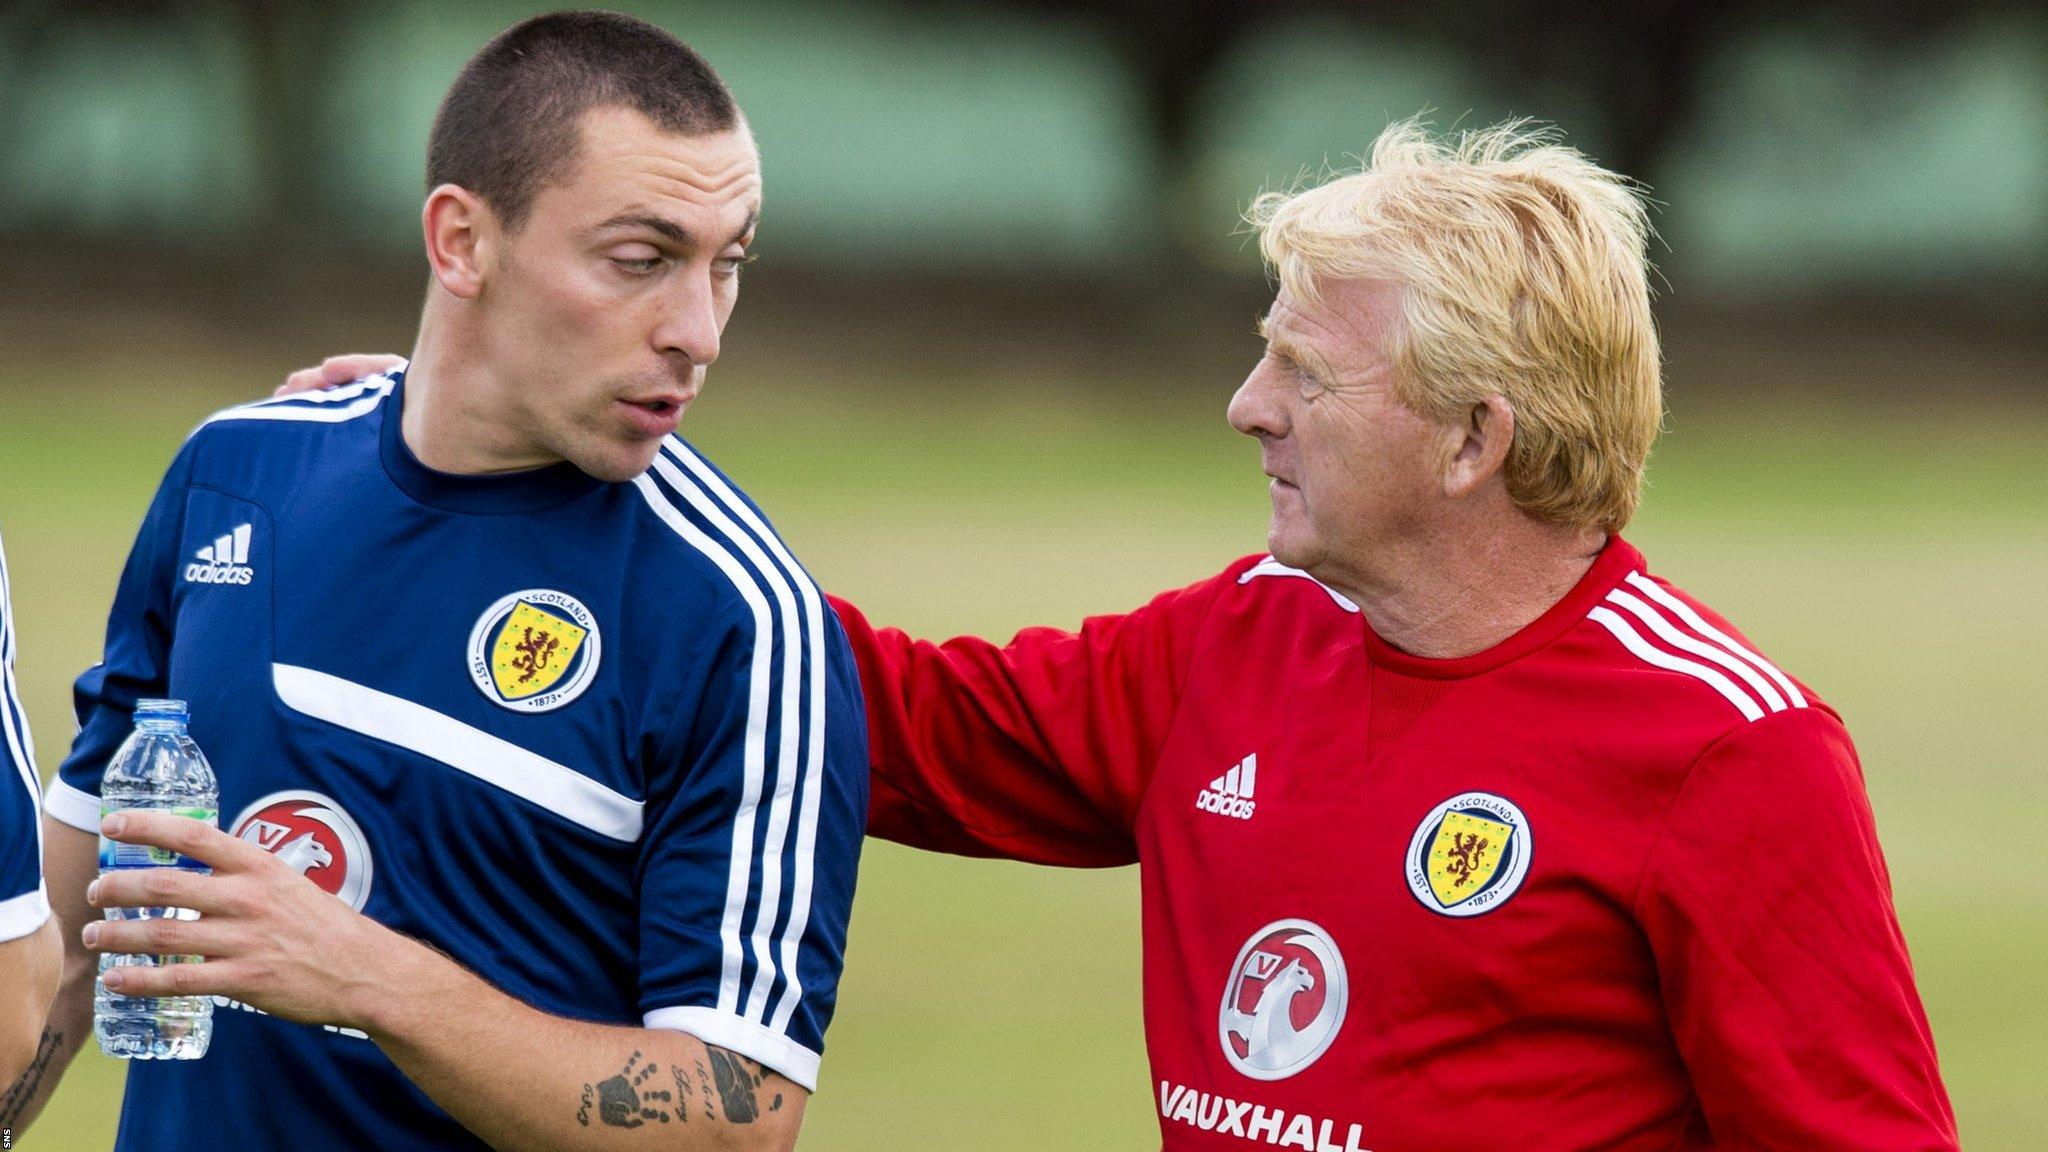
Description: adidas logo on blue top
184,523,255,586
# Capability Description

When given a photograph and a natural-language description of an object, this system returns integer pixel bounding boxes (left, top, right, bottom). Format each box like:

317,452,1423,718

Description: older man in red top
286,118,1956,1149
835,121,1957,1150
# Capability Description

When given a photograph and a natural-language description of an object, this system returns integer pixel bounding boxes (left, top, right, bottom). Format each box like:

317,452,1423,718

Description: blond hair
1248,118,1663,534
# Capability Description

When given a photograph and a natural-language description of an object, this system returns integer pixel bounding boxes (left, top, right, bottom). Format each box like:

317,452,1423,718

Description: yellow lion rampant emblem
467,589,602,713
1406,792,1533,917
1425,810,1514,907
489,601,589,701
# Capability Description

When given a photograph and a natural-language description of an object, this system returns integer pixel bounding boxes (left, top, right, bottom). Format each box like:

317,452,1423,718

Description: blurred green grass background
3,345,2043,1148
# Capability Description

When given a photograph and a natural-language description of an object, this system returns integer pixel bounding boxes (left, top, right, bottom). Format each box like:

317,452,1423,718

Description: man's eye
612,256,663,275
714,252,756,277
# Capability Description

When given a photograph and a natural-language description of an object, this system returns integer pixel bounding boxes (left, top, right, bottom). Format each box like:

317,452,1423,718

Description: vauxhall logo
185,523,255,586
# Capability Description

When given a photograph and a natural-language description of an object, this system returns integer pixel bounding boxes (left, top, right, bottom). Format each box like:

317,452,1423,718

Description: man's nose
1227,365,1285,440
652,275,722,367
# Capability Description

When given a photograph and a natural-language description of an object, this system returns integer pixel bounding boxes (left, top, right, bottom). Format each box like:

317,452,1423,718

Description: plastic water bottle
94,698,218,1060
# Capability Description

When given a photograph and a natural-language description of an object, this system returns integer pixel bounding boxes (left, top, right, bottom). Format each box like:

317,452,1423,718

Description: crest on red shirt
1218,918,1348,1080
1406,791,1532,917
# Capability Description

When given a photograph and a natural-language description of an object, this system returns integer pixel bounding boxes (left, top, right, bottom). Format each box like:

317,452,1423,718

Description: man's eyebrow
595,213,692,245
594,208,758,248
1265,327,1337,382
730,207,758,245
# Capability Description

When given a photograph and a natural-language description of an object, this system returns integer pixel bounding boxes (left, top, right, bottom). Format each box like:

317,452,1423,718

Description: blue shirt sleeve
0,527,51,941
49,440,198,832
635,596,867,1092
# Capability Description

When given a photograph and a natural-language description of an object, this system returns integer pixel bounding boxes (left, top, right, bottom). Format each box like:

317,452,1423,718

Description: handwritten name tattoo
0,1028,63,1127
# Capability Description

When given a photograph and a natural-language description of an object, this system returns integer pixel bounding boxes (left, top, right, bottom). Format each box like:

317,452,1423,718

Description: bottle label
98,806,218,871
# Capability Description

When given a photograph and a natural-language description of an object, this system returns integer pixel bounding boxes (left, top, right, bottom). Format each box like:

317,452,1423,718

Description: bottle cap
134,698,190,725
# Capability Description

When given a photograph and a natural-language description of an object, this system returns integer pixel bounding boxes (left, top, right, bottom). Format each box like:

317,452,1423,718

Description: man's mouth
617,395,689,436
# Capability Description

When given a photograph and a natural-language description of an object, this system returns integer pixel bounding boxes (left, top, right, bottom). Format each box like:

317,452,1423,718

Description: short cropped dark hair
427,10,740,231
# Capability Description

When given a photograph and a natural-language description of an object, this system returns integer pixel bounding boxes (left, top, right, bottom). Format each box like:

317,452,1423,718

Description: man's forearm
2,817,102,1133
0,969,89,1133
0,917,63,1083
78,809,807,1151
360,934,803,1152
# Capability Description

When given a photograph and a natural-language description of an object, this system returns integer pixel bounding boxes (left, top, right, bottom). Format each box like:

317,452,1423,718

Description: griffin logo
228,790,373,911
1405,791,1533,917
467,589,602,713
1218,919,1348,1081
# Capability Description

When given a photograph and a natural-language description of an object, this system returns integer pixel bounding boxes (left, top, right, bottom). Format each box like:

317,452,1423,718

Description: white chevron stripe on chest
272,663,644,841
1586,573,1806,723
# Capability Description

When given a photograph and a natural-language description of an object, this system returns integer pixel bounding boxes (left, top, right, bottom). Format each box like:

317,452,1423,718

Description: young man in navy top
12,14,865,1151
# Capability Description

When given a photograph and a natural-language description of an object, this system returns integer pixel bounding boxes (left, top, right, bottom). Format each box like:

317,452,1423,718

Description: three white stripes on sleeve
1587,572,1806,723
632,437,831,1051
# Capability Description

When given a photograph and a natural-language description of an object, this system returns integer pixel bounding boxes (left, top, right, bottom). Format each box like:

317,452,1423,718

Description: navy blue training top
54,370,866,1150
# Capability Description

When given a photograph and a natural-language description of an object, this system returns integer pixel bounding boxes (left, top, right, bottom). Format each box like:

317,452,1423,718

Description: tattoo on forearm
694,1059,715,1122
706,1047,779,1123
670,1065,692,1121
573,1046,781,1132
0,1028,63,1126
577,1050,674,1129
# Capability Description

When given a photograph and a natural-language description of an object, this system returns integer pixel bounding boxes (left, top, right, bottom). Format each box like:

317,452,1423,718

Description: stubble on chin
538,415,650,484
1265,518,1310,570
586,438,666,483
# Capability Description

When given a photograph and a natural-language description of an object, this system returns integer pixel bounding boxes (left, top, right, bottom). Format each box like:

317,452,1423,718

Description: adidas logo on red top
1197,753,1258,820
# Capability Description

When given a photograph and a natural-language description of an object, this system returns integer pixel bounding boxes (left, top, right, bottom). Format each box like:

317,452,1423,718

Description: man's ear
423,184,491,300
1442,393,1515,500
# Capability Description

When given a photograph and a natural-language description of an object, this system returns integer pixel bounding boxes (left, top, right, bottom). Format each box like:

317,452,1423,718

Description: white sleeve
0,530,51,941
